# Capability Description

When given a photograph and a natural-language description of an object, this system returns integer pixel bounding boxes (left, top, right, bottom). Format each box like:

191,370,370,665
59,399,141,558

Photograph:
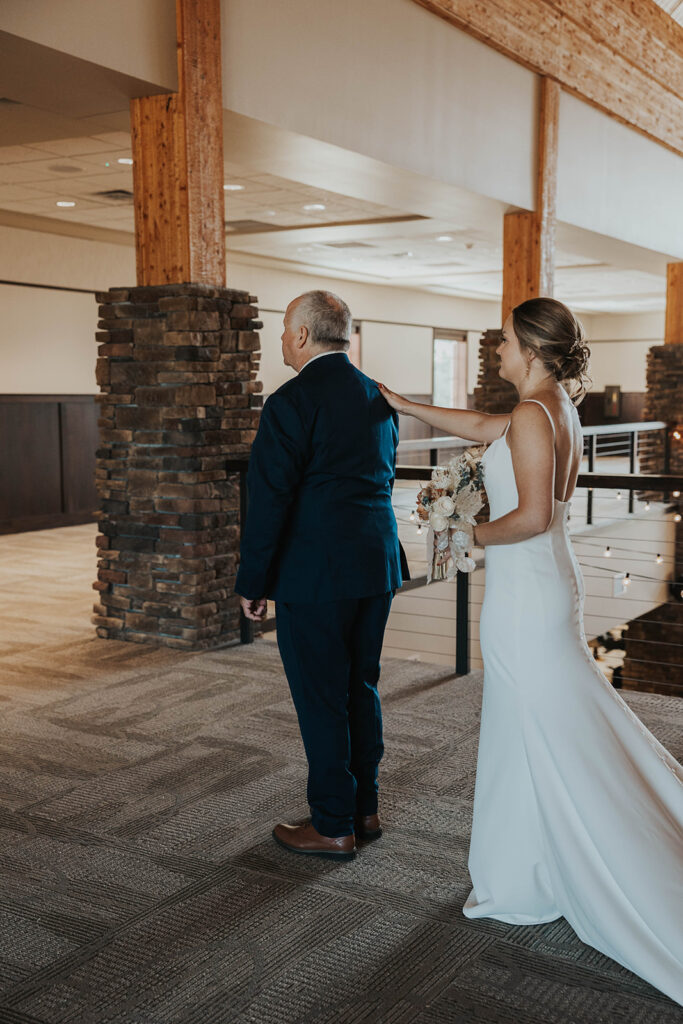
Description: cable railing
391,467,682,693
229,421,682,697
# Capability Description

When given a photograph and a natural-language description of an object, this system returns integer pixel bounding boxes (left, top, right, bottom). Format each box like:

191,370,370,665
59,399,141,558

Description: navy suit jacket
235,352,408,603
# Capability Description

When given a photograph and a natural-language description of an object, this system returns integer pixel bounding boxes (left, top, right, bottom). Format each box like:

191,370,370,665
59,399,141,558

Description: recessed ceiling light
56,200,76,207
223,183,244,191
117,157,134,165
303,203,325,211
436,235,454,242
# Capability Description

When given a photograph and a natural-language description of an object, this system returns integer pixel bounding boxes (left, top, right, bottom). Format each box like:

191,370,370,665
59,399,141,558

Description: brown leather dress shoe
355,813,382,841
272,822,356,860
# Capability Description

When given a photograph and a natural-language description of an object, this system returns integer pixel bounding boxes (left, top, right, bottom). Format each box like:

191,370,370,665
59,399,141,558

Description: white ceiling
0,129,670,314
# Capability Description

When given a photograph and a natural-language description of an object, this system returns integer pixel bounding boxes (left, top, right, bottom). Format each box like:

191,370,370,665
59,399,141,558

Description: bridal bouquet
414,446,486,582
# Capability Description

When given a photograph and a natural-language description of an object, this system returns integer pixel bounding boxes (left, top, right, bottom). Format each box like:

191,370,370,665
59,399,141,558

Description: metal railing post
455,569,470,675
586,435,596,525
628,431,636,513
237,464,254,645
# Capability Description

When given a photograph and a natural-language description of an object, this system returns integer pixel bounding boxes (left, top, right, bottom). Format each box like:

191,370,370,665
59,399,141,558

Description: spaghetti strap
520,399,555,439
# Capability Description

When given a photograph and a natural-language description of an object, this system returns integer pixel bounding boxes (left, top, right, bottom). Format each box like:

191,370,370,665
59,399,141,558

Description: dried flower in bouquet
414,446,486,582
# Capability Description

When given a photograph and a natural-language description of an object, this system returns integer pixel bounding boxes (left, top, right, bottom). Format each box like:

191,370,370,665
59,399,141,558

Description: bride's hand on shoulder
376,382,411,415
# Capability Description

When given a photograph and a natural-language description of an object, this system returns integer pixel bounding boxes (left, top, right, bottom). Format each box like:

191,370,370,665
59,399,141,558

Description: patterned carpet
0,525,682,1023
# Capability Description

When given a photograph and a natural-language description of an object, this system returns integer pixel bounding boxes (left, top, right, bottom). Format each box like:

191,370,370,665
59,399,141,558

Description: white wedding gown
463,400,683,1005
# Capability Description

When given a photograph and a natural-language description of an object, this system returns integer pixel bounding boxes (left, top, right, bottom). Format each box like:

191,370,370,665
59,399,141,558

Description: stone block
166,311,220,331
237,332,261,352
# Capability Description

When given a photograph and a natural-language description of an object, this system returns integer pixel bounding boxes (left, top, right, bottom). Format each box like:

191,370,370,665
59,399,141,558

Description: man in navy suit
235,290,408,860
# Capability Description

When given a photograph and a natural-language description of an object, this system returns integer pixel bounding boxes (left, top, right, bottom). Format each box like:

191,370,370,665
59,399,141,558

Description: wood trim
665,263,683,344
411,0,683,158
0,394,95,403
0,511,97,536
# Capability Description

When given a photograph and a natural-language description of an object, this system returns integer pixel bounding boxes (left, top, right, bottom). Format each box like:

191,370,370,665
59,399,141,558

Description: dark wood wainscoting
579,391,645,426
0,395,98,534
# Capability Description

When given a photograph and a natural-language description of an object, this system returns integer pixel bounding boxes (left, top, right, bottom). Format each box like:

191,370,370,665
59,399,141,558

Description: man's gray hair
293,290,352,349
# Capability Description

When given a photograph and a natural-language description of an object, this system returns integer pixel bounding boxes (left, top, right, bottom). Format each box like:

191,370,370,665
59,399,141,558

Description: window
433,329,467,408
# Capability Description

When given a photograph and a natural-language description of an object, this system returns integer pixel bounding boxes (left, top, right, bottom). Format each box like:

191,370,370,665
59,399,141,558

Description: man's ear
296,325,309,349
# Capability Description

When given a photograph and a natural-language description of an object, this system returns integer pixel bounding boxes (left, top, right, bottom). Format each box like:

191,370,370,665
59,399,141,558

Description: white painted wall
588,342,653,393
360,322,433,394
557,93,683,260
0,224,498,395
222,0,537,211
0,0,177,90
0,224,664,397
583,311,664,393
222,0,683,258
0,284,97,393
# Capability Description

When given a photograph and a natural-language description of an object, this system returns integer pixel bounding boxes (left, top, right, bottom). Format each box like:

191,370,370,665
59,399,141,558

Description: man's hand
240,596,268,622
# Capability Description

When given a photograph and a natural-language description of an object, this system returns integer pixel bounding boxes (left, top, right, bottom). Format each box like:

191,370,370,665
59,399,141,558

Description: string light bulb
416,524,423,535
616,491,622,500
623,572,631,587
675,513,682,523
409,511,415,521
644,501,650,511
673,491,681,498
673,430,681,440
656,553,663,564
604,546,611,557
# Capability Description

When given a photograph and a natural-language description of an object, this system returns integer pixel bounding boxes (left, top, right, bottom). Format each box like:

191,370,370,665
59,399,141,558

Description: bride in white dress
378,297,683,1005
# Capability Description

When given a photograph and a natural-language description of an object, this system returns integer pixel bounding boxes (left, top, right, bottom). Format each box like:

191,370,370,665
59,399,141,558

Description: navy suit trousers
275,592,394,838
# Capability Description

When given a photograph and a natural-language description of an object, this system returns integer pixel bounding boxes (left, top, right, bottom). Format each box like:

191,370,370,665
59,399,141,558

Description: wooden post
501,77,559,321
665,263,683,344
130,0,225,286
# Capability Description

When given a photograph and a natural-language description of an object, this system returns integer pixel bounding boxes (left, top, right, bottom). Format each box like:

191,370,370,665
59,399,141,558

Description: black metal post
455,569,470,675
628,431,636,513
237,464,254,645
429,446,438,467
664,427,671,502
586,435,596,525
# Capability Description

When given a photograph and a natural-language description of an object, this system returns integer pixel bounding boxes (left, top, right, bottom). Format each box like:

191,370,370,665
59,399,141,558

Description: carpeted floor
0,525,682,1023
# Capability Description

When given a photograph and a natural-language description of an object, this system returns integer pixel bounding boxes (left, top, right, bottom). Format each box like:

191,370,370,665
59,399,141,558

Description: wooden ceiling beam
411,0,683,158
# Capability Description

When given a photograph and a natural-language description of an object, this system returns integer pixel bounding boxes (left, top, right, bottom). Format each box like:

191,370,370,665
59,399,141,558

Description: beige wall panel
258,310,292,396
0,0,177,89
221,0,537,210
557,94,683,261
587,340,654,393
0,284,96,393
360,321,433,394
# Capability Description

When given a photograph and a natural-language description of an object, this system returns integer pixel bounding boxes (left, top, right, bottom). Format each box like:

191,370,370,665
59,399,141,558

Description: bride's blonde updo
512,297,591,403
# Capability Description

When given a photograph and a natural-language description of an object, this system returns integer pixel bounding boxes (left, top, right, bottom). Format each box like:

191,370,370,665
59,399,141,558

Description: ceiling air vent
225,219,277,233
323,241,376,249
48,164,82,174
94,189,134,202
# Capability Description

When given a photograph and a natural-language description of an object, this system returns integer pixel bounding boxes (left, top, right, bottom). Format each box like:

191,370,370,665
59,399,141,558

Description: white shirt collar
299,349,346,372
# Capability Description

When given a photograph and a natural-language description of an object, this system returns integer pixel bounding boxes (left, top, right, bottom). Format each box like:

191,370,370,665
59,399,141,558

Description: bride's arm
473,403,555,547
377,383,510,444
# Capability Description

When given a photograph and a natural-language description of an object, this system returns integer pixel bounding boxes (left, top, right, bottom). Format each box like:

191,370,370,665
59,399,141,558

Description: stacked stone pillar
92,284,262,649
638,343,683,479
472,330,518,414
